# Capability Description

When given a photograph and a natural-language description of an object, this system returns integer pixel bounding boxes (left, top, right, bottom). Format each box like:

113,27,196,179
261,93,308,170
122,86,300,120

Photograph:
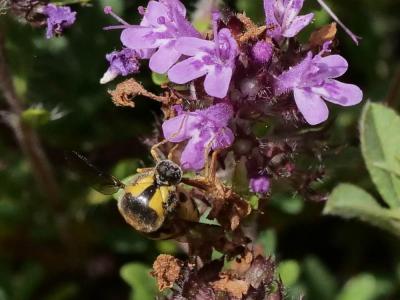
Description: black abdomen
118,184,162,233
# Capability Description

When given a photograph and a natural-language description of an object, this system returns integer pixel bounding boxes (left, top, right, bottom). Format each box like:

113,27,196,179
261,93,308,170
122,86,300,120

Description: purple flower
168,13,239,98
250,176,270,194
264,0,314,40
275,48,363,125
162,103,234,170
100,48,140,84
105,1,200,74
43,4,76,39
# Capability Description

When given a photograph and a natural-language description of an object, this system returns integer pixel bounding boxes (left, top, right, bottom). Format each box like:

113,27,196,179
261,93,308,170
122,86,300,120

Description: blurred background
0,0,400,299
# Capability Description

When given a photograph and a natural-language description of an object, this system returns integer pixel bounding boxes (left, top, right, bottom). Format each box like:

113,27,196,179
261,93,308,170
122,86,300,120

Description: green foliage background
0,0,400,299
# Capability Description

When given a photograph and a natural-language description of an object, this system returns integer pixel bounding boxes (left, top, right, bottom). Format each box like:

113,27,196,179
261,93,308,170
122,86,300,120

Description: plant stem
0,30,63,211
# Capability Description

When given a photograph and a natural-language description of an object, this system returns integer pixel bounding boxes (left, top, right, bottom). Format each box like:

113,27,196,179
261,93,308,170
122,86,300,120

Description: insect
66,150,200,240
67,143,251,259
67,113,251,241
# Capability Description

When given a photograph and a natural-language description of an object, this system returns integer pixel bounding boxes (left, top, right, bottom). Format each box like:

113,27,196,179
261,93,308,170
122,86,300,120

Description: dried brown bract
309,22,337,48
230,250,253,275
212,274,250,299
108,78,168,107
160,251,284,300
236,13,267,44
152,254,183,291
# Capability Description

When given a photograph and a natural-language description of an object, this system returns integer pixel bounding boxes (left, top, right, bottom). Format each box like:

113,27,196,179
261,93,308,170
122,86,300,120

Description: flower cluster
5,1,76,38
103,0,363,196
162,103,234,170
43,3,76,39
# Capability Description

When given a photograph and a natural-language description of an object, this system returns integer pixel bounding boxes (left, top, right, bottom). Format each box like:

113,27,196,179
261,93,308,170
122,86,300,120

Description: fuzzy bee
67,151,199,240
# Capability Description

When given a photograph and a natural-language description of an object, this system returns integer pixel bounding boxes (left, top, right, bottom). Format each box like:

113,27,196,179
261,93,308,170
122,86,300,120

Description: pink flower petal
294,88,329,125
180,130,213,170
145,1,169,27
121,27,156,49
283,13,314,37
275,52,313,95
264,0,281,38
312,79,363,106
212,127,234,150
315,54,348,79
175,37,214,56
135,49,155,60
202,103,233,127
283,0,305,25
167,0,187,16
168,57,208,84
204,66,232,98
149,42,181,73
162,112,202,142
275,0,287,21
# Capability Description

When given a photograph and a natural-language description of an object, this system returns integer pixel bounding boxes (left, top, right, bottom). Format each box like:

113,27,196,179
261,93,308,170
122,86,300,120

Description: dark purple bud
250,176,270,194
252,40,273,63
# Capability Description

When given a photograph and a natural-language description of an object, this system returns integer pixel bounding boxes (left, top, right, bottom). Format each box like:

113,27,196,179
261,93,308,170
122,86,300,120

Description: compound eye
156,160,182,185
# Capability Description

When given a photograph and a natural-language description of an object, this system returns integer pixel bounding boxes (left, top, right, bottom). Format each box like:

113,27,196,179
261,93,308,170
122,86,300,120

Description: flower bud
251,40,273,63
249,176,270,194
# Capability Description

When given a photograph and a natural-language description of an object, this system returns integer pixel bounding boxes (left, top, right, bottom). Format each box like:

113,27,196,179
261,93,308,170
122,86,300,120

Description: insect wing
65,151,124,195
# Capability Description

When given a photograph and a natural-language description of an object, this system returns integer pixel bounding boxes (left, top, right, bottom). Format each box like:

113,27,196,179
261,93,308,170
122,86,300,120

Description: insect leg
167,144,180,161
202,139,214,182
136,167,155,174
150,140,168,162
206,150,220,183
151,114,190,162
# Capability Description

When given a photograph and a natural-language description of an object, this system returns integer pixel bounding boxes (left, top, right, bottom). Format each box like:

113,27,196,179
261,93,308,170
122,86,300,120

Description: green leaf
324,184,400,237
192,20,210,33
112,159,140,180
156,240,178,254
249,195,259,210
278,260,300,287
12,263,44,300
86,189,111,205
151,72,169,86
198,207,220,226
257,229,277,255
313,9,330,27
303,256,337,300
12,76,27,97
336,273,392,300
21,108,51,128
360,102,400,207
0,288,8,300
43,283,79,300
120,263,157,300
270,193,304,215
236,0,264,23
